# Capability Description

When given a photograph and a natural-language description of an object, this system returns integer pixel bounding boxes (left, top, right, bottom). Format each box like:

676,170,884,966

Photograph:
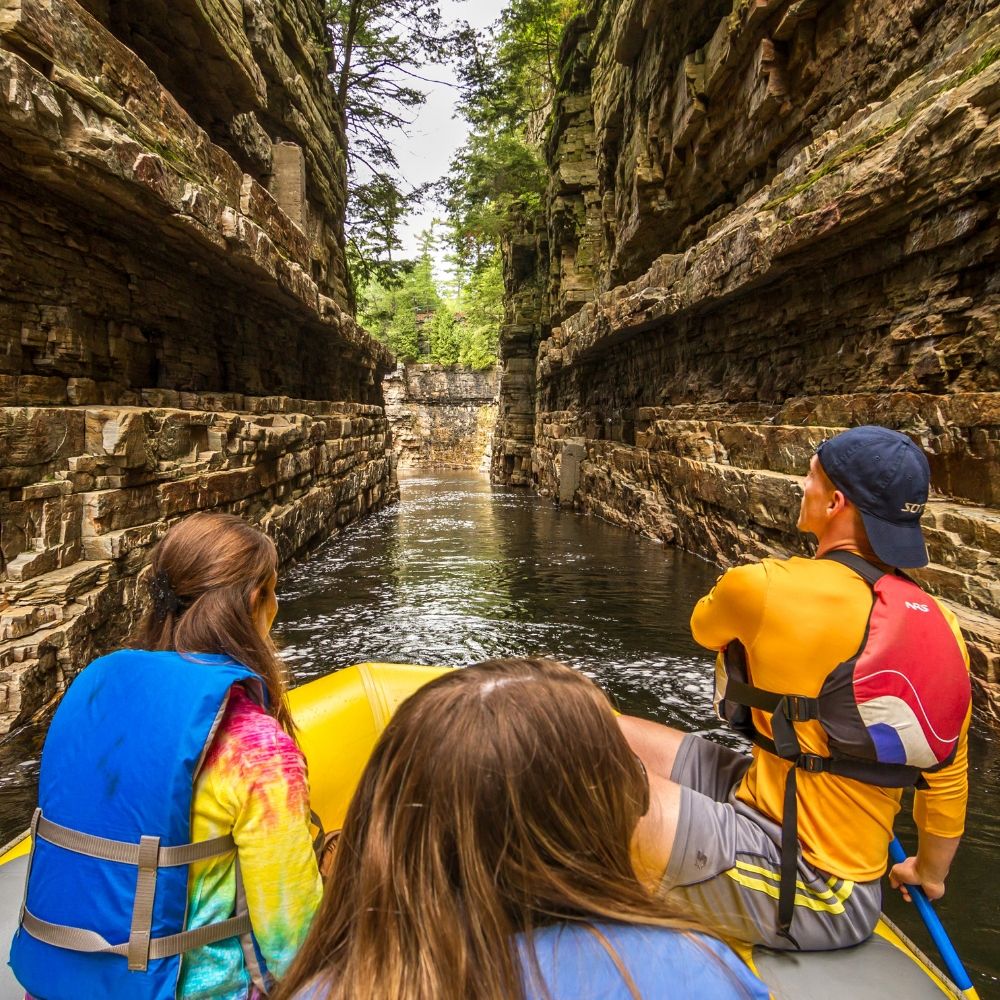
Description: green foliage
458,0,581,133
441,0,578,267
428,305,461,366
456,251,503,369
433,0,577,361
325,0,472,290
344,0,578,367
359,232,441,362
442,128,547,273
358,233,500,370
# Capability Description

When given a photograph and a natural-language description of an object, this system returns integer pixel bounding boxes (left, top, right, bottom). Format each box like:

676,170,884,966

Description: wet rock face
494,0,1000,717
385,365,498,469
0,0,397,733
0,397,393,733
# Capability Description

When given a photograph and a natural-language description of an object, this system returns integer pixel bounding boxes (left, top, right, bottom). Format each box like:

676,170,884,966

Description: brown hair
275,658,745,1000
134,512,293,735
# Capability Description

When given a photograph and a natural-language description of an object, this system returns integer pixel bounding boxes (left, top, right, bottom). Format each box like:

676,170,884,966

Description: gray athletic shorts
661,734,882,951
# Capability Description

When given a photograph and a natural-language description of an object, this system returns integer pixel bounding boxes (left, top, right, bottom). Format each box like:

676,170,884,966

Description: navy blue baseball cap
816,426,931,568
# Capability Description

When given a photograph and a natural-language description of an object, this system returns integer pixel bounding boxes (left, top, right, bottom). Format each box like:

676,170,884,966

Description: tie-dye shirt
178,685,323,1000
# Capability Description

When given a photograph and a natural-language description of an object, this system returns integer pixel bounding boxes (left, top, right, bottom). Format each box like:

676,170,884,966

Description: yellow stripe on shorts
724,860,855,913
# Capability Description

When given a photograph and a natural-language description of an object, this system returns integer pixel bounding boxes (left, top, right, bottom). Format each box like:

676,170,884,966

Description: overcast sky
392,0,505,273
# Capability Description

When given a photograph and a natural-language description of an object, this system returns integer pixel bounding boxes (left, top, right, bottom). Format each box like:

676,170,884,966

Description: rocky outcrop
1,396,391,732
0,0,396,733
491,216,548,485
495,0,1000,718
385,365,497,469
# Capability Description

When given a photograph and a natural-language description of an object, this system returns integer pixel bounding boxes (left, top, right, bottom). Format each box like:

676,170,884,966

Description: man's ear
829,490,850,515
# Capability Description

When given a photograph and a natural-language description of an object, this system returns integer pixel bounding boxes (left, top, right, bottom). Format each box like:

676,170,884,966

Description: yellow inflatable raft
0,662,966,999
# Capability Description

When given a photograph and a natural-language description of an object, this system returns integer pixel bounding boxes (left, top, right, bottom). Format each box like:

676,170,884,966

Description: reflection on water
0,720,43,850
1,470,996,995
276,474,732,739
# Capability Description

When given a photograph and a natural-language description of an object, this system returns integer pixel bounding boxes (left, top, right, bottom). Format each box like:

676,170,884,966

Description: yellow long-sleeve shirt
690,556,970,882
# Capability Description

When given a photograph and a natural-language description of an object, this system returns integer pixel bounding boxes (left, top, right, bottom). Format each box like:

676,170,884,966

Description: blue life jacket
9,649,270,1000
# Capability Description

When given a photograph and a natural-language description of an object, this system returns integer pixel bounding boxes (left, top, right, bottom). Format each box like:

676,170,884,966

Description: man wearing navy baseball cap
812,425,931,569
615,426,971,950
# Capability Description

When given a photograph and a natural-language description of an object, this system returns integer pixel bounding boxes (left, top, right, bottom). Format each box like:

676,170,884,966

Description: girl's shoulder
202,683,302,774
521,922,767,1000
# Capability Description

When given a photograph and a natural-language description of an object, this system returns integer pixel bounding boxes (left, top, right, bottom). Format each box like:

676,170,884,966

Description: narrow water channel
1,471,996,995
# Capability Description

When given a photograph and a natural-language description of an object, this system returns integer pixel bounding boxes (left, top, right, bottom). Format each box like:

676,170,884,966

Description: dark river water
1,470,997,995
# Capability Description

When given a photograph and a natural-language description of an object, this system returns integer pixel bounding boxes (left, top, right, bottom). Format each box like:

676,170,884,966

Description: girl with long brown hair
275,658,766,1000
11,512,321,1000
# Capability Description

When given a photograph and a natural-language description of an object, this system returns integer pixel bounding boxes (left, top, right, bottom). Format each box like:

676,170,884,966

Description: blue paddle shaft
889,836,974,992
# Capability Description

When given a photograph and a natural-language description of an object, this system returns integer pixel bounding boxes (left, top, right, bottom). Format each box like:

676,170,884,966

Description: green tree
443,128,547,274
436,0,578,365
458,0,579,134
358,231,500,370
425,304,458,365
456,250,504,370
325,0,471,289
358,231,441,362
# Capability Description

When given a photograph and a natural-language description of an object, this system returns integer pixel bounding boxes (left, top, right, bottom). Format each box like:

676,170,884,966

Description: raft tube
0,662,965,999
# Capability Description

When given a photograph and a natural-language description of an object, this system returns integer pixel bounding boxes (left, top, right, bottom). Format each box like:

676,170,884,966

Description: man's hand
888,831,959,903
889,854,946,903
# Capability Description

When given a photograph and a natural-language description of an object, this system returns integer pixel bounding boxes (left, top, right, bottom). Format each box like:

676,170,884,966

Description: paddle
888,836,979,999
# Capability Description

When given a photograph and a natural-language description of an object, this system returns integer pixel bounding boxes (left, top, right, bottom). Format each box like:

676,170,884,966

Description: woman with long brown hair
11,512,322,1000
276,658,766,1000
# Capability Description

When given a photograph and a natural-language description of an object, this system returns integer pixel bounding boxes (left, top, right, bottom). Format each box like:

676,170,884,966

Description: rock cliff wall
0,0,396,733
493,0,1000,717
385,364,497,469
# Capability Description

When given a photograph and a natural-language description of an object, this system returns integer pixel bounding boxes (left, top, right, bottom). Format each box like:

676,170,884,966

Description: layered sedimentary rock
491,214,548,486
385,364,497,469
494,0,1000,716
0,0,396,733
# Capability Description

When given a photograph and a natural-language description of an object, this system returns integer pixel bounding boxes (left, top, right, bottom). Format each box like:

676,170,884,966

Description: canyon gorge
490,0,1000,718
2,0,999,732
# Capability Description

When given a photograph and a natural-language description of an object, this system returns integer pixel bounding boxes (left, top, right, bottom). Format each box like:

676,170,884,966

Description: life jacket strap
35,812,237,867
751,732,922,787
818,550,887,586
309,809,326,858
725,681,818,723
20,908,253,961
777,764,800,942
18,808,41,925
128,835,159,970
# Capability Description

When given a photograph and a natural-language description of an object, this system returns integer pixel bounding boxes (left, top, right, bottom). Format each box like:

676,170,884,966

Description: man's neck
815,536,892,572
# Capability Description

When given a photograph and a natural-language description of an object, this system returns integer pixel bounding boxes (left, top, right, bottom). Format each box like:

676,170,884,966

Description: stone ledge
1,402,393,576
539,15,1000,376
0,396,396,733
0,5,392,378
